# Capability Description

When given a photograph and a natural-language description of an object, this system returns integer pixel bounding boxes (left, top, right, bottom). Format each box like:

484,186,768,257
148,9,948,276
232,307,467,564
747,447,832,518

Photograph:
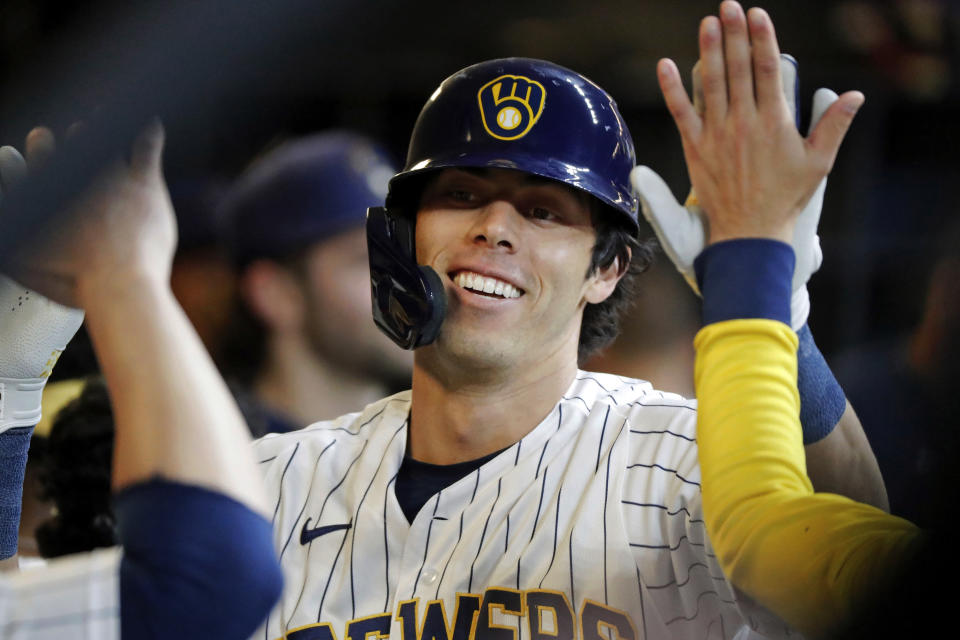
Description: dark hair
578,206,655,364
35,378,116,558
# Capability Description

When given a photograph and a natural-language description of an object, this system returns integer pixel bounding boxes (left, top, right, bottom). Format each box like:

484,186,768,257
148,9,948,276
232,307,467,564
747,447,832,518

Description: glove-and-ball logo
477,74,546,140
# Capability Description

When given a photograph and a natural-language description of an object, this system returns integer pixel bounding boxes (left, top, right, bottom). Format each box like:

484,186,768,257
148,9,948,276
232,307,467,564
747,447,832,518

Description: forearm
804,401,888,511
80,274,268,517
796,324,889,510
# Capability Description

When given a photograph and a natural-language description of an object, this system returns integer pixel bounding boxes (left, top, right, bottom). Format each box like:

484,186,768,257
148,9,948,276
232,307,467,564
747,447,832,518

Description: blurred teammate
682,22,927,633
0,125,281,638
217,132,411,434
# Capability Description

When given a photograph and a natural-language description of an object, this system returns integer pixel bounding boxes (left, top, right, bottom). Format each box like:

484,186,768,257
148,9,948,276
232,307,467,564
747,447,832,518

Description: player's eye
528,206,558,222
448,189,477,203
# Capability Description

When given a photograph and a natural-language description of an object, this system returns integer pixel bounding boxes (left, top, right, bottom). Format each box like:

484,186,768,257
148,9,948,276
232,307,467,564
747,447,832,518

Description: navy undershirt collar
395,448,505,523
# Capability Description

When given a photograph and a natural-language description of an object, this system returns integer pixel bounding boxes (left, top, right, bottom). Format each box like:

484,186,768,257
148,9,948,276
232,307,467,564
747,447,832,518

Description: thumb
808,91,865,174
630,165,706,287
807,87,839,134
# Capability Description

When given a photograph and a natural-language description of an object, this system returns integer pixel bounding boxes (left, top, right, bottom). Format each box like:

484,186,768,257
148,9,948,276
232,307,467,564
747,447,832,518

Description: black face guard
366,206,446,350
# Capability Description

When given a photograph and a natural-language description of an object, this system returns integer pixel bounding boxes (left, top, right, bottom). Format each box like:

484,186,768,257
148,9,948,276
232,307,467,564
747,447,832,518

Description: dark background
1,0,958,356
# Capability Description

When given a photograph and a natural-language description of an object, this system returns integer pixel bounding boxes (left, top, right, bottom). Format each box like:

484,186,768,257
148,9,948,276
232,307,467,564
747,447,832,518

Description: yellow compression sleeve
694,319,924,638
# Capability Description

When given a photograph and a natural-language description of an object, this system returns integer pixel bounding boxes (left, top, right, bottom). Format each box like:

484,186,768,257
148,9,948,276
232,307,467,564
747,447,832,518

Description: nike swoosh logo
300,518,352,545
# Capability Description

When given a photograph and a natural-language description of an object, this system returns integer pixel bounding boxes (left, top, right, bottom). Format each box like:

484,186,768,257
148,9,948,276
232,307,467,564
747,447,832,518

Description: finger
698,16,727,124
719,0,754,114
807,91,865,174
808,87,838,134
691,61,705,116
747,7,785,114
0,146,27,193
128,119,165,177
24,127,55,170
657,58,702,142
779,55,800,127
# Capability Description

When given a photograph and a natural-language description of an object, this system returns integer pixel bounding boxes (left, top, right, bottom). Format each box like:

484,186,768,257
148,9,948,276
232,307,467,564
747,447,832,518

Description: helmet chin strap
366,206,446,350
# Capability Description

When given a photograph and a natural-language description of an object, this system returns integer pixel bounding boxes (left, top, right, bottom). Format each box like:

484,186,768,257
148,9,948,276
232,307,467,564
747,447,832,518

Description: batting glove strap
0,377,47,433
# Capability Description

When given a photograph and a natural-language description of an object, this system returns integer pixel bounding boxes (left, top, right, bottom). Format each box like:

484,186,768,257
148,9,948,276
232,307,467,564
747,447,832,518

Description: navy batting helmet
368,58,639,350
387,57,639,233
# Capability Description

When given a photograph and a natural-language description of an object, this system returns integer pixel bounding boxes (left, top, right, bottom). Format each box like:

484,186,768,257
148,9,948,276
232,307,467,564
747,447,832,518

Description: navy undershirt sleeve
115,479,283,639
694,238,794,325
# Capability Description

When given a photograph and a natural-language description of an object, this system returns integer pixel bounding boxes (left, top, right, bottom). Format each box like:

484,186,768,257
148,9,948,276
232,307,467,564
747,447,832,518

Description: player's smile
449,268,525,300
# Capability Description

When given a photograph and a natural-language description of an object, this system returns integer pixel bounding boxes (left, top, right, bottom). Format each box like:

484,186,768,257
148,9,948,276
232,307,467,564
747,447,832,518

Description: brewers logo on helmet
477,74,547,141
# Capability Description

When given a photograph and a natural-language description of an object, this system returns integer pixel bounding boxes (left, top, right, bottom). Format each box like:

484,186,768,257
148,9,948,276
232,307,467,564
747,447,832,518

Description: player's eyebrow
448,168,590,203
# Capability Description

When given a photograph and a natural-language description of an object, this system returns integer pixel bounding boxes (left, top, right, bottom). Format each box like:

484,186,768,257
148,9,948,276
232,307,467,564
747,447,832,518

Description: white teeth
454,270,522,298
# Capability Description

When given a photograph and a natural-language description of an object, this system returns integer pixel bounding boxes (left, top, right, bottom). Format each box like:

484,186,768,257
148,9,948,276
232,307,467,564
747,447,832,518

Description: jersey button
422,568,439,585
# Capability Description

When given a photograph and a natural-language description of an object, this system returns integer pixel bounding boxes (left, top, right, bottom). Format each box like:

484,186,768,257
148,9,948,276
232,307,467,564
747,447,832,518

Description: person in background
217,131,412,435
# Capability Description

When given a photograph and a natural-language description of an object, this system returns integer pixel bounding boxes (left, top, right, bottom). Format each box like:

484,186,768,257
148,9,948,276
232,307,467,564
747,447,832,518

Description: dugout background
0,0,957,358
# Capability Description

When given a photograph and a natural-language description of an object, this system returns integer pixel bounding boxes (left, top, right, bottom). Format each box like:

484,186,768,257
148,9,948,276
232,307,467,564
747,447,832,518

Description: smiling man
252,6,881,636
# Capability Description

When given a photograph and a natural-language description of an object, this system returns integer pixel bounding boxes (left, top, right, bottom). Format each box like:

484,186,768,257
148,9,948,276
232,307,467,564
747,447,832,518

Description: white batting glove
0,145,85,433
631,56,837,330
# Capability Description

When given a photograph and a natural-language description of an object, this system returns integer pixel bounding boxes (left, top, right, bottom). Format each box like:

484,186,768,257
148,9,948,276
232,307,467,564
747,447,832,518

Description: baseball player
684,26,928,636
0,125,282,638
217,132,411,434
250,4,883,639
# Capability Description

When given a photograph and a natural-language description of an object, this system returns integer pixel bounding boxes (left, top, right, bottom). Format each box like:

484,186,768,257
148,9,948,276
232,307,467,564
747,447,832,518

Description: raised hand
654,1,863,244
0,137,84,433
4,122,177,309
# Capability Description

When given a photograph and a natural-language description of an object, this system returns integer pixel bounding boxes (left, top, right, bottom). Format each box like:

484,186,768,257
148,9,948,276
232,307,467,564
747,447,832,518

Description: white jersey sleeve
0,546,121,639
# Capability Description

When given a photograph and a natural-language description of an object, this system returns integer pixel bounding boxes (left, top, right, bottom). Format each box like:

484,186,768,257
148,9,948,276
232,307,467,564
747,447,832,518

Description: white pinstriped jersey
251,371,791,640
0,546,120,639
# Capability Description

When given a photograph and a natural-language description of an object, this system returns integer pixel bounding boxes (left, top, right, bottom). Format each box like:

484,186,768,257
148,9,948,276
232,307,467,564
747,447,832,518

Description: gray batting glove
0,144,84,433
631,56,836,331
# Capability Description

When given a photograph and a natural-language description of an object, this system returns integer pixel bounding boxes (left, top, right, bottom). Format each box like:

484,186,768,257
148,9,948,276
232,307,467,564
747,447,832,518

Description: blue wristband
694,239,793,325
0,427,33,559
693,239,844,443
796,324,846,444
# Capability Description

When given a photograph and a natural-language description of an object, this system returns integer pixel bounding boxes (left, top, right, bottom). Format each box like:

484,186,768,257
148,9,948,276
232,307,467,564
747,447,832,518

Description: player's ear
239,259,306,332
584,249,629,305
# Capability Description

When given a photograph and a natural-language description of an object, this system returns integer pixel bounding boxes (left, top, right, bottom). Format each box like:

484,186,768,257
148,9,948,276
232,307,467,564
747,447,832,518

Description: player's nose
469,200,518,252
